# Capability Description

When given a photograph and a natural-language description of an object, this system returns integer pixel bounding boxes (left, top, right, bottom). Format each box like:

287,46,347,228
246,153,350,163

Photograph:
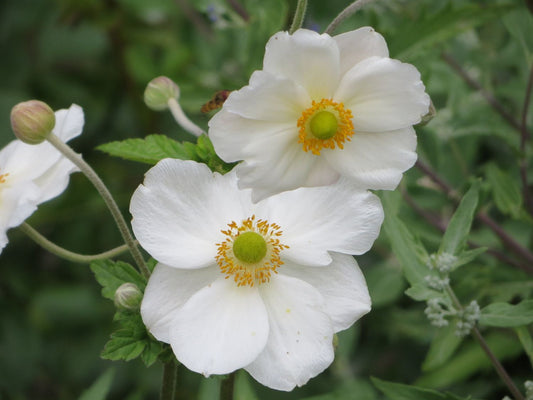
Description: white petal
280,253,371,332
208,107,297,163
52,104,84,142
263,29,340,99
141,263,220,343
169,278,269,376
0,182,39,232
335,57,430,132
236,142,339,203
256,180,384,266
32,157,78,203
130,159,253,269
334,27,389,76
324,127,417,190
245,274,334,391
221,71,309,122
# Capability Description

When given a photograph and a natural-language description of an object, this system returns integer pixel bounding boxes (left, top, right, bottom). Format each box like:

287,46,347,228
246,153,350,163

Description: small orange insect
201,90,231,113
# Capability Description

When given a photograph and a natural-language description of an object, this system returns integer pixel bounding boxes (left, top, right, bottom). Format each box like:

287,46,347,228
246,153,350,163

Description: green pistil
309,111,338,140
232,231,267,264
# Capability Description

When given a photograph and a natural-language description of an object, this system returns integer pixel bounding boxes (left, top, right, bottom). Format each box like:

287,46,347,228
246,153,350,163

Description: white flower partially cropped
0,104,84,253
209,27,430,201
131,159,384,391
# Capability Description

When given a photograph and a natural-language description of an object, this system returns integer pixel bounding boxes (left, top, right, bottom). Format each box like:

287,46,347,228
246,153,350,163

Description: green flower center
232,231,267,264
309,111,338,140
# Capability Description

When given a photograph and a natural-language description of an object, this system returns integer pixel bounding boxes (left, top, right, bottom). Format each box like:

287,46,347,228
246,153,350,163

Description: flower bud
114,282,143,311
10,100,56,144
144,76,180,111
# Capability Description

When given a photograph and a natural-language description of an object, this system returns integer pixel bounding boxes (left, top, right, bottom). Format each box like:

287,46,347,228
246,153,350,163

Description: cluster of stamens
215,215,289,287
297,98,355,155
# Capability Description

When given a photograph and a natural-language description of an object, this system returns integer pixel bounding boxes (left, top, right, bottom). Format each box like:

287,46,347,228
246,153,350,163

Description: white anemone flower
131,158,383,391
209,27,430,201
0,104,84,252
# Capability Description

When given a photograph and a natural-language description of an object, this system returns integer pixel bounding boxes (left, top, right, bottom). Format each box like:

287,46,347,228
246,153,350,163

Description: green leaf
485,163,523,219
303,379,378,400
382,193,431,286
515,326,533,368
439,181,480,256
97,134,198,165
140,340,163,367
479,300,533,327
422,323,464,372
101,312,147,362
390,2,518,59
90,260,146,301
78,368,115,400
371,377,468,400
194,134,235,174
366,265,406,308
415,331,523,388
404,284,444,302
453,247,487,269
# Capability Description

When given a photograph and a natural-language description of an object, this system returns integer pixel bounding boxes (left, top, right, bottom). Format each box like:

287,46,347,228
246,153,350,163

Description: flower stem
160,361,178,400
444,285,525,400
289,0,307,34
325,0,377,35
19,223,131,263
46,133,150,278
220,372,235,400
167,98,204,137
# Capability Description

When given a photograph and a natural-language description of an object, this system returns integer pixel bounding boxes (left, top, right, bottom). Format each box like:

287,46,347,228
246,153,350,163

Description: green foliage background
0,0,532,399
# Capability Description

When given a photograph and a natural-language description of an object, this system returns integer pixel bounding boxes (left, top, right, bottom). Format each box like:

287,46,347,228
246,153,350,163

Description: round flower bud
114,282,143,311
10,100,56,144
144,76,180,111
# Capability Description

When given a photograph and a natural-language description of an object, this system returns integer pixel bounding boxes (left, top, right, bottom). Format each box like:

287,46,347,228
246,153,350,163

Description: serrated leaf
90,259,146,300
479,300,533,327
371,377,468,400
97,134,198,165
439,181,480,256
422,324,464,372
78,368,115,400
453,247,487,269
485,163,523,219
382,193,430,286
140,340,163,367
101,329,147,362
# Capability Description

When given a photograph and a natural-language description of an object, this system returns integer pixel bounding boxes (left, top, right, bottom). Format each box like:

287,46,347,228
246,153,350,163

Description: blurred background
0,0,531,399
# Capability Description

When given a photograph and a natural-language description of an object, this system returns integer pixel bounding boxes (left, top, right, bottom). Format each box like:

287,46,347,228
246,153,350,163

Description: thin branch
289,0,308,34
402,190,533,274
444,286,525,400
325,0,378,35
220,372,235,400
416,160,533,268
226,0,249,22
520,64,533,215
441,53,529,136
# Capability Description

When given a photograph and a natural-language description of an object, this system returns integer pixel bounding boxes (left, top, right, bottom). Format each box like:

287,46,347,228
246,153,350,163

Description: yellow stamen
297,99,354,155
215,215,289,287
0,172,9,184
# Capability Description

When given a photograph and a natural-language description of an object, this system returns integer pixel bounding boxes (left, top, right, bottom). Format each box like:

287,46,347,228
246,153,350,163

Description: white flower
209,27,430,201
0,104,84,252
131,159,383,391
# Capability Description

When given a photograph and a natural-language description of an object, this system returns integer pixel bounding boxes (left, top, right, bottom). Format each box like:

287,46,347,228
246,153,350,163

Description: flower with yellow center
130,159,384,391
209,27,430,201
0,104,84,253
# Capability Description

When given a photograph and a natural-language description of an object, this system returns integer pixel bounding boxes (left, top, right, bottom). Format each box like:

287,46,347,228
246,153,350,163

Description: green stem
46,133,150,278
220,373,235,400
160,361,178,400
289,0,307,34
167,98,204,137
325,0,377,35
19,223,131,263
444,285,525,400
